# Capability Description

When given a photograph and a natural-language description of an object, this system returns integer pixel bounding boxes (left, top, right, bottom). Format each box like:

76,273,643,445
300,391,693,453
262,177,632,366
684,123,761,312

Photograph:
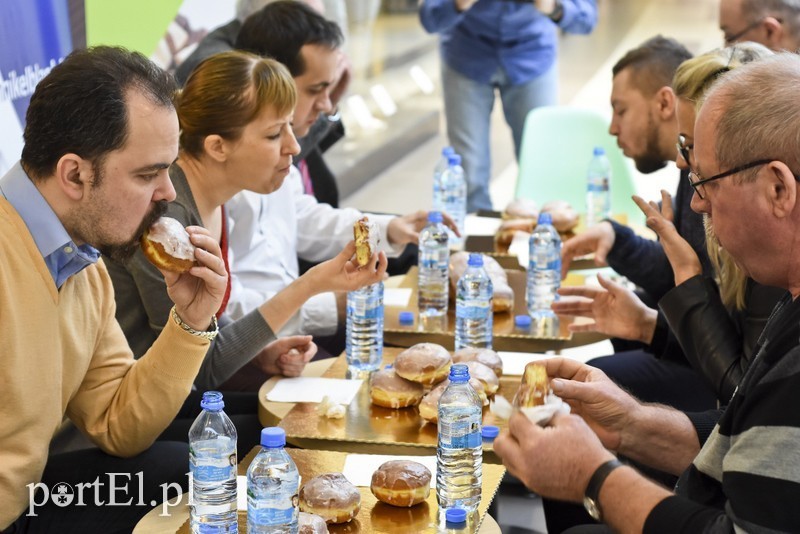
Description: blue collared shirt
0,162,100,289
420,0,597,85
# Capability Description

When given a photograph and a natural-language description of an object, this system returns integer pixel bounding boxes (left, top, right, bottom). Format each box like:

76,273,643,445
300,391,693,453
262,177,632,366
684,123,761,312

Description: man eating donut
0,46,228,531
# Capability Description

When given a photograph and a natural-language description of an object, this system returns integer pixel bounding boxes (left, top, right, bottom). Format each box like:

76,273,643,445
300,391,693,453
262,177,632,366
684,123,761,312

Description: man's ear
765,161,797,218
202,134,228,163
654,86,676,120
54,153,91,201
763,16,785,49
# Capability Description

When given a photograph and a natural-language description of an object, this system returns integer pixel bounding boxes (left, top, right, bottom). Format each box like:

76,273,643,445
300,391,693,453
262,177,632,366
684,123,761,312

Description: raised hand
162,226,228,331
386,210,460,247
553,274,658,344
560,221,616,279
303,241,388,294
633,191,702,285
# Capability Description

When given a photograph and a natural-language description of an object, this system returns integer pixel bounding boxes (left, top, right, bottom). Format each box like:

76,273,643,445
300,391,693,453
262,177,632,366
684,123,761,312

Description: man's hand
532,358,642,451
633,191,702,286
560,221,616,279
454,0,478,12
163,226,228,331
495,412,614,502
254,335,317,377
532,0,557,15
303,241,388,294
552,274,658,344
386,210,460,247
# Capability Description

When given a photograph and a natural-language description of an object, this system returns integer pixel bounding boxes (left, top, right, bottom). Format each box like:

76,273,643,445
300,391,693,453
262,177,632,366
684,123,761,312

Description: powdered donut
299,473,361,524
394,343,452,385
140,217,196,273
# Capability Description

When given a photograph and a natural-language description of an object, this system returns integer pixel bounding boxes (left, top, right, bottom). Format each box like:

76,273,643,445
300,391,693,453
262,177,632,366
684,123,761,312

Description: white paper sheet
508,231,531,268
266,377,363,404
342,454,437,488
383,287,412,307
464,214,503,236
498,351,552,376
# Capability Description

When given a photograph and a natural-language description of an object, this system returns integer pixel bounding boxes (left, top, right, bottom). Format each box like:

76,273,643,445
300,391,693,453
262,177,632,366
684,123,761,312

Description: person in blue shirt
419,0,597,212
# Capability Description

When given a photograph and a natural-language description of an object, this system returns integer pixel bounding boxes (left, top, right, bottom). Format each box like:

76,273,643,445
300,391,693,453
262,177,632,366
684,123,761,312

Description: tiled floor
335,1,723,531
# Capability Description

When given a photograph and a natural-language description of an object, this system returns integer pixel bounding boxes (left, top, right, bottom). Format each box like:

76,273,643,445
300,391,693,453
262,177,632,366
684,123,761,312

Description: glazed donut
394,343,452,385
299,473,361,524
449,252,513,313
299,511,329,534
494,218,536,250
370,460,431,507
541,200,579,233
463,361,500,396
140,217,196,273
353,216,380,267
503,197,539,220
418,377,488,423
370,367,425,409
452,347,503,378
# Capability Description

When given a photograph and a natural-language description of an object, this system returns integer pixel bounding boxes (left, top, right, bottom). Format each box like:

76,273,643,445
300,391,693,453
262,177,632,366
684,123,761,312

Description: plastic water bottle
527,213,561,320
439,154,467,249
436,364,482,512
246,427,299,533
346,281,384,378
433,146,455,207
189,391,238,533
586,146,611,226
455,253,493,349
418,210,450,331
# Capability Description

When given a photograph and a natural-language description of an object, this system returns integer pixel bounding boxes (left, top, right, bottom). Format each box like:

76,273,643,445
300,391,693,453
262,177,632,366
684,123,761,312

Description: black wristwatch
548,0,564,23
583,458,623,521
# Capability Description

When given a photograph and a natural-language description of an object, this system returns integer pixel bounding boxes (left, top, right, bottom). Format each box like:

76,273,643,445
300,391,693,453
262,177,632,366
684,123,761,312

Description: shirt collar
0,161,100,287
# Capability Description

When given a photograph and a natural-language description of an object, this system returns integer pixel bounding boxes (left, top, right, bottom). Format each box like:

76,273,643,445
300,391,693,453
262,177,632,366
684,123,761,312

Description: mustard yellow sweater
0,197,212,527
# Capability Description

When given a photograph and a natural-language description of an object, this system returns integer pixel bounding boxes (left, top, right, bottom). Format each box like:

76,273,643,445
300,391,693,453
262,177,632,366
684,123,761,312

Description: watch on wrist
548,0,564,22
583,458,623,522
170,306,219,341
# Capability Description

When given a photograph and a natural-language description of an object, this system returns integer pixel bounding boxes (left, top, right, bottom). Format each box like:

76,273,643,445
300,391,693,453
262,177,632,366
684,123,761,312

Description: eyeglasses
688,159,772,199
724,18,764,44
676,134,693,165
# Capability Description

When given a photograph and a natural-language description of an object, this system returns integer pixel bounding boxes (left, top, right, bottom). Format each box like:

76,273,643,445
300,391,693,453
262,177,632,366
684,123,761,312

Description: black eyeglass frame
724,16,783,44
688,159,773,199
676,134,693,166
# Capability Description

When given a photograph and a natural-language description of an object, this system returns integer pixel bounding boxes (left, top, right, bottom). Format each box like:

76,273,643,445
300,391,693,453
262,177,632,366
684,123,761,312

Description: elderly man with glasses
720,0,800,50
496,52,800,534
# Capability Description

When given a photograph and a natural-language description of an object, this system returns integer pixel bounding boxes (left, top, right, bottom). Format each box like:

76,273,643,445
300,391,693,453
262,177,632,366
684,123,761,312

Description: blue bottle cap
449,363,470,383
399,311,415,325
537,212,552,225
445,507,468,524
482,425,500,440
515,314,532,328
442,146,455,156
593,146,605,156
384,364,393,369
467,253,484,267
427,211,443,224
200,391,224,411
261,427,286,448
448,153,462,166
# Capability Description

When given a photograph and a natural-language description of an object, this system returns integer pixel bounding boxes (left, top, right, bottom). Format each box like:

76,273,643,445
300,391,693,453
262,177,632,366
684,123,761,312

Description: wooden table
273,348,520,463
134,447,504,534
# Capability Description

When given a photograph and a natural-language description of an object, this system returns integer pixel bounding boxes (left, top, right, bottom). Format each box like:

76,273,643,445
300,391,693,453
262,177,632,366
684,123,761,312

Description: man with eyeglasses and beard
719,0,800,50
0,46,228,531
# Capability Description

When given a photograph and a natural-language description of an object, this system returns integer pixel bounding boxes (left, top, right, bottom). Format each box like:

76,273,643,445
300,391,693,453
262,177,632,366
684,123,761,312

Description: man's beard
633,115,668,174
100,200,168,264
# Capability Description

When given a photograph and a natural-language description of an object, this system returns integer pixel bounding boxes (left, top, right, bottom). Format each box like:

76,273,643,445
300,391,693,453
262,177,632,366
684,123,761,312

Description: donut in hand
140,217,196,273
353,216,380,267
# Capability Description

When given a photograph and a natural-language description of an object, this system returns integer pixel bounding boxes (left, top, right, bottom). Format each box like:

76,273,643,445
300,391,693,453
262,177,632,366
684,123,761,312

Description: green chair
514,106,643,227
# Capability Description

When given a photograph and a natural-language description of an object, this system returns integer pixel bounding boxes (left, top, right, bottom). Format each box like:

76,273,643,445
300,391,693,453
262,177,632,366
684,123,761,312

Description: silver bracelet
170,306,219,341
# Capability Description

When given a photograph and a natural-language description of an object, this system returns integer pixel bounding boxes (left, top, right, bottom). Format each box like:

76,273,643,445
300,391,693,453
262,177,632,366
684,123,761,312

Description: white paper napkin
508,231,532,268
342,454,437,488
498,351,552,376
384,287,412,307
266,377,363,404
464,215,503,236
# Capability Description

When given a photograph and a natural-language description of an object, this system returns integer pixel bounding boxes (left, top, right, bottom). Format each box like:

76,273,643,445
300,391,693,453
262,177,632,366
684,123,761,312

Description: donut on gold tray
463,361,500,396
418,377,488,423
370,367,425,408
299,511,329,533
140,217,196,273
452,347,503,378
370,460,431,507
394,343,452,385
299,473,361,524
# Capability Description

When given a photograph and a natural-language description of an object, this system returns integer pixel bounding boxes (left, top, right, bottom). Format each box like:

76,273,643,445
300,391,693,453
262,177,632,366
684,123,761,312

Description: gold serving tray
383,266,606,351
278,348,517,463
179,447,505,534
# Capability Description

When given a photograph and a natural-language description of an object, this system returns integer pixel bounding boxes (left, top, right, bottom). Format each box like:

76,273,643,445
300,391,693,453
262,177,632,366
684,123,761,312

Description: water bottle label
248,505,296,525
441,419,481,448
531,250,561,271
452,430,482,448
456,303,492,320
191,461,235,483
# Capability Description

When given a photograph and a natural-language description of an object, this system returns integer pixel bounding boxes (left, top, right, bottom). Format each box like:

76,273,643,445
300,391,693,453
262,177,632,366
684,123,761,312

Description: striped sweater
645,293,800,533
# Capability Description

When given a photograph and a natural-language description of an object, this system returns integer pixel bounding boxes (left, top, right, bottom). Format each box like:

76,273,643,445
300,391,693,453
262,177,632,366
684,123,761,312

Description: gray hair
741,0,800,44
705,52,800,180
